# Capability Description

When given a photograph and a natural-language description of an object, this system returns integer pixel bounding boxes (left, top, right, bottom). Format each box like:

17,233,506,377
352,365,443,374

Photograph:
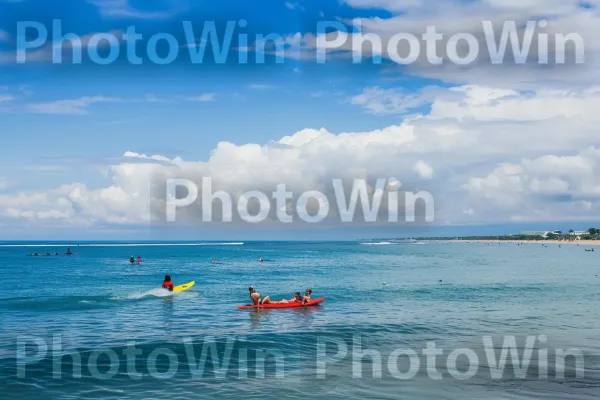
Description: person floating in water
259,257,264,262
212,258,217,264
249,286,271,305
137,256,142,264
162,275,174,292
66,248,73,255
130,256,135,264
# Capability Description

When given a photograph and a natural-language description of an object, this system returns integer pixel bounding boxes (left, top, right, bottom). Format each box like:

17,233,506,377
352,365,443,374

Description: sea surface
0,241,599,399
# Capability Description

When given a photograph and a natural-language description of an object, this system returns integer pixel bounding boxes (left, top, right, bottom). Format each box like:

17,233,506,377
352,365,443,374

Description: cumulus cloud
464,147,600,221
284,0,598,89
414,160,434,179
3,82,600,227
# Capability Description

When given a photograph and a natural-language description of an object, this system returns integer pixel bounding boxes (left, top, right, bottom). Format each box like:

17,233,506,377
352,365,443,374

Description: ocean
0,241,599,399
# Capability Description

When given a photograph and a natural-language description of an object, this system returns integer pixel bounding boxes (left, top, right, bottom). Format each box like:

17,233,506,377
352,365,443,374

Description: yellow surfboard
173,281,195,293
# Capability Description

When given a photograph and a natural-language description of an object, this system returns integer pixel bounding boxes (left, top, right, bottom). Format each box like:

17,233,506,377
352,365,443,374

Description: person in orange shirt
162,275,174,292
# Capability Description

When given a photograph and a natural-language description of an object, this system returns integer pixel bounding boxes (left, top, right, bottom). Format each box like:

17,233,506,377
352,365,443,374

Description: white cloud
429,86,600,122
351,86,439,115
4,82,600,226
414,160,434,179
184,93,217,102
285,2,306,11
86,0,185,19
27,96,124,115
298,0,600,89
463,147,600,221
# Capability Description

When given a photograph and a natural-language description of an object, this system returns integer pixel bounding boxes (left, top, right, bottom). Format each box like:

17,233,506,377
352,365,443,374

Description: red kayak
237,297,325,310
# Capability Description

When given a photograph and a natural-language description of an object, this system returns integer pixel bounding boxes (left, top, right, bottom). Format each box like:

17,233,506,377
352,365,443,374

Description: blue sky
0,0,599,239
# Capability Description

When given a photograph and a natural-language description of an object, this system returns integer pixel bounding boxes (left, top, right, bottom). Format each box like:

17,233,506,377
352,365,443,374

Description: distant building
569,231,587,236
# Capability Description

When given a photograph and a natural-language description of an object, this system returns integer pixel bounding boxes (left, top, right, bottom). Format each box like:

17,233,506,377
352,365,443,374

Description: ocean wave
1,288,197,311
359,242,395,245
110,288,172,300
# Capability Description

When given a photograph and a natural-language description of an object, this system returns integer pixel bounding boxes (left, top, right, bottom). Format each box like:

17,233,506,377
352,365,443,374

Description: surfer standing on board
249,286,271,305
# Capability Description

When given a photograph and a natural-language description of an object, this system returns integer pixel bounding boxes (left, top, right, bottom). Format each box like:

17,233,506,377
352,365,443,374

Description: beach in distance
441,239,600,246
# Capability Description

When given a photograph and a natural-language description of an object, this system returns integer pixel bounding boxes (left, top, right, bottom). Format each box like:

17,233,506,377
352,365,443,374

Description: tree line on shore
415,228,600,241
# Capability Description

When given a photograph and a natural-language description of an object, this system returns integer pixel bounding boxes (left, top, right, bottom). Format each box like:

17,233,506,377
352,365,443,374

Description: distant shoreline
433,239,600,246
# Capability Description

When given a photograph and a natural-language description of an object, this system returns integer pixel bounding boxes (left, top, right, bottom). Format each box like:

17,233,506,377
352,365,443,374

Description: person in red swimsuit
162,275,174,292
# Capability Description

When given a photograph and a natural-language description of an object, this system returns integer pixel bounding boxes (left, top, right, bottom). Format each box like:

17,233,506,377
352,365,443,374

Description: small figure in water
212,258,217,264
137,256,142,264
130,256,135,264
259,257,264,262
66,248,73,255
162,275,174,292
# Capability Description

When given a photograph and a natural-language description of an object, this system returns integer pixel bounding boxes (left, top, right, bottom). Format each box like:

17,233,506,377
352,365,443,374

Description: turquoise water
1,241,599,399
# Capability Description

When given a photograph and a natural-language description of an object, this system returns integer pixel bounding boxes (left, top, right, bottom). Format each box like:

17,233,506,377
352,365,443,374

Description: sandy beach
443,239,600,246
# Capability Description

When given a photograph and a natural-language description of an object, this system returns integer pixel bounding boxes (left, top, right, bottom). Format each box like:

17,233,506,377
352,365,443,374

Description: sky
0,0,600,240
